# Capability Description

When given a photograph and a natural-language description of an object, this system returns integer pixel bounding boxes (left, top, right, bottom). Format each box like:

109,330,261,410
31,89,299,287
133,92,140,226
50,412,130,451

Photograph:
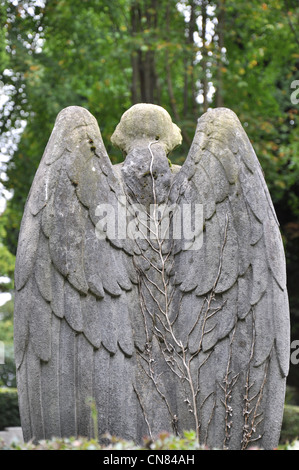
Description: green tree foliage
221,0,299,210
0,0,298,385
0,298,14,342
0,299,16,388
0,210,15,291
0,2,8,68
0,388,20,429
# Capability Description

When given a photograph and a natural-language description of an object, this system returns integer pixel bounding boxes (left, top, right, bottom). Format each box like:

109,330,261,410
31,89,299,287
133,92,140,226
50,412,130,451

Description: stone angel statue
14,104,290,450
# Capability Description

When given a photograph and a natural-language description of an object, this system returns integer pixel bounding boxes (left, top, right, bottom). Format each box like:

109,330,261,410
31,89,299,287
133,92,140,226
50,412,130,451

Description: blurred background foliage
0,0,298,397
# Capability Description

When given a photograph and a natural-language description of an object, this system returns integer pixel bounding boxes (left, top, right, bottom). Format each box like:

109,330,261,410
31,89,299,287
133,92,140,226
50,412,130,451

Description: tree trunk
202,0,209,113
216,0,225,108
189,1,197,116
183,0,198,117
130,4,141,103
130,0,159,104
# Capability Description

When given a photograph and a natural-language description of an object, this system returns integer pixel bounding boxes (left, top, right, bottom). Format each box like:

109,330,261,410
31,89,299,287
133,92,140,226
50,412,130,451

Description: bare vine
121,142,276,450
129,142,233,444
241,314,270,450
220,326,239,449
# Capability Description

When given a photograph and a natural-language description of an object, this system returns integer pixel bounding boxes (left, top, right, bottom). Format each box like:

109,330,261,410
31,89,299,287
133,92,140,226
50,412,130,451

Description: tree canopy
0,0,299,384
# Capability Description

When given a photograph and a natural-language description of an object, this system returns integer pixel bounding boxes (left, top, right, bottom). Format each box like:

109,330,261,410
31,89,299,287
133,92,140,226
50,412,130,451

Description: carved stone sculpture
14,104,290,450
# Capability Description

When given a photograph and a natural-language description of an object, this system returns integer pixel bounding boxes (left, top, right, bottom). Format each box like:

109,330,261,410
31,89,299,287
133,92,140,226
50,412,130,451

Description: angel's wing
14,106,146,442
14,104,290,450
169,108,290,450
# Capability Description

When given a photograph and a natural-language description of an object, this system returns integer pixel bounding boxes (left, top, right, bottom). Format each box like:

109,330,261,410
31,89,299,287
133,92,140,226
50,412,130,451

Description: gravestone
14,104,290,449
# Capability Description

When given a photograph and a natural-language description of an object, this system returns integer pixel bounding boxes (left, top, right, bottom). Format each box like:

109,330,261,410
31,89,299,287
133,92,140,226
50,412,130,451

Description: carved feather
14,106,137,442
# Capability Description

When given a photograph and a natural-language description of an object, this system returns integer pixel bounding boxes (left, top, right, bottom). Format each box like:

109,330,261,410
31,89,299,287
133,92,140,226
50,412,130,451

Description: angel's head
111,103,182,155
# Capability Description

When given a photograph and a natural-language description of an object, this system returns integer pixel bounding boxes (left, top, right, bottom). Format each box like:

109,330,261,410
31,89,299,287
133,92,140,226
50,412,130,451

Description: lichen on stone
111,103,182,155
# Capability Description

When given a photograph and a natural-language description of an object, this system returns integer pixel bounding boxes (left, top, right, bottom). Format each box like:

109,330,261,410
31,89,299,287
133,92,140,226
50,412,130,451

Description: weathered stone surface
14,104,290,450
111,103,182,154
0,428,23,446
